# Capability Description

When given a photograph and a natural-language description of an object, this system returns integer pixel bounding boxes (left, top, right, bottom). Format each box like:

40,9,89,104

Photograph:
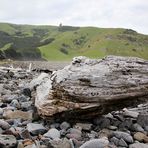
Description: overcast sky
0,0,148,34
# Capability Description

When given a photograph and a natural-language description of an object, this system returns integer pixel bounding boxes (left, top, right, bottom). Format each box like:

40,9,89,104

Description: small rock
131,123,144,132
10,99,20,109
0,119,11,130
67,128,82,140
20,129,31,139
110,118,121,127
72,138,83,148
1,89,11,96
13,119,22,127
3,127,20,138
60,129,67,136
60,122,70,130
40,138,52,147
21,120,31,126
2,95,18,103
39,145,47,148
89,131,98,139
118,138,128,147
0,108,3,116
75,123,92,131
27,123,47,135
3,110,32,120
44,128,60,139
108,126,118,130
123,108,139,118
0,134,17,148
17,141,24,148
69,128,82,135
14,73,28,79
24,144,37,148
50,123,60,129
133,132,148,143
0,127,4,134
66,133,82,140
94,117,110,129
58,138,72,148
18,95,30,102
118,118,133,130
22,139,34,147
110,136,119,146
0,84,4,94
137,113,148,128
129,143,148,148
104,113,114,119
98,128,112,138
108,144,118,148
6,119,15,125
21,101,32,111
80,137,109,148
5,71,14,79
112,131,133,143
113,114,124,122
144,126,148,132
50,138,72,148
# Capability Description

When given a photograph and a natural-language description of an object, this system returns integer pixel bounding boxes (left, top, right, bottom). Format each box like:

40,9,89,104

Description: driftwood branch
34,56,148,120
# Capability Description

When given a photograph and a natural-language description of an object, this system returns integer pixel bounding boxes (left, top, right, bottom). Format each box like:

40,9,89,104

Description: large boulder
34,56,148,120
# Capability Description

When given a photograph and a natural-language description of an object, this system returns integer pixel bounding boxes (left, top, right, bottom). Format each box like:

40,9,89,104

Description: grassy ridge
0,23,148,60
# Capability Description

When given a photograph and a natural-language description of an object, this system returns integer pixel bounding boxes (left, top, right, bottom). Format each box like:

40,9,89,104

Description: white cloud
0,0,147,34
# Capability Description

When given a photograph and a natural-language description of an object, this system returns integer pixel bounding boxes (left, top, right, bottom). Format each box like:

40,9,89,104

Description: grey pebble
44,128,60,139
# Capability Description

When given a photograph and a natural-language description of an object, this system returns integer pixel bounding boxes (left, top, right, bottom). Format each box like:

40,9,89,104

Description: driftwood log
34,56,148,120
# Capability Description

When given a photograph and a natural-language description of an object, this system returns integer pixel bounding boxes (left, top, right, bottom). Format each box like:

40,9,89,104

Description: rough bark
34,56,148,120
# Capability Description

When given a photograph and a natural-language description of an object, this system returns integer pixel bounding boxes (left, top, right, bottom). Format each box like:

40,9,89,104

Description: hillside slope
0,23,148,60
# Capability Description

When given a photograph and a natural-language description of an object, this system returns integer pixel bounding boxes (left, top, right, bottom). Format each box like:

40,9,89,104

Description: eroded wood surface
34,56,148,120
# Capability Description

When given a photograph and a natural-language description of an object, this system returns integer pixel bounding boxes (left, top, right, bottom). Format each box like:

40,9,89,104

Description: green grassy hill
0,23,147,61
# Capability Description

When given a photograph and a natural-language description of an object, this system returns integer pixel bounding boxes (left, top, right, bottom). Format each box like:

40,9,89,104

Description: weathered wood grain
34,56,148,120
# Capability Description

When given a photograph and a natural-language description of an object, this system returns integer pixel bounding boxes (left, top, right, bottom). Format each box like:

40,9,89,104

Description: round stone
44,128,60,139
0,134,17,148
80,138,109,148
60,122,70,130
10,99,20,109
0,119,11,130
